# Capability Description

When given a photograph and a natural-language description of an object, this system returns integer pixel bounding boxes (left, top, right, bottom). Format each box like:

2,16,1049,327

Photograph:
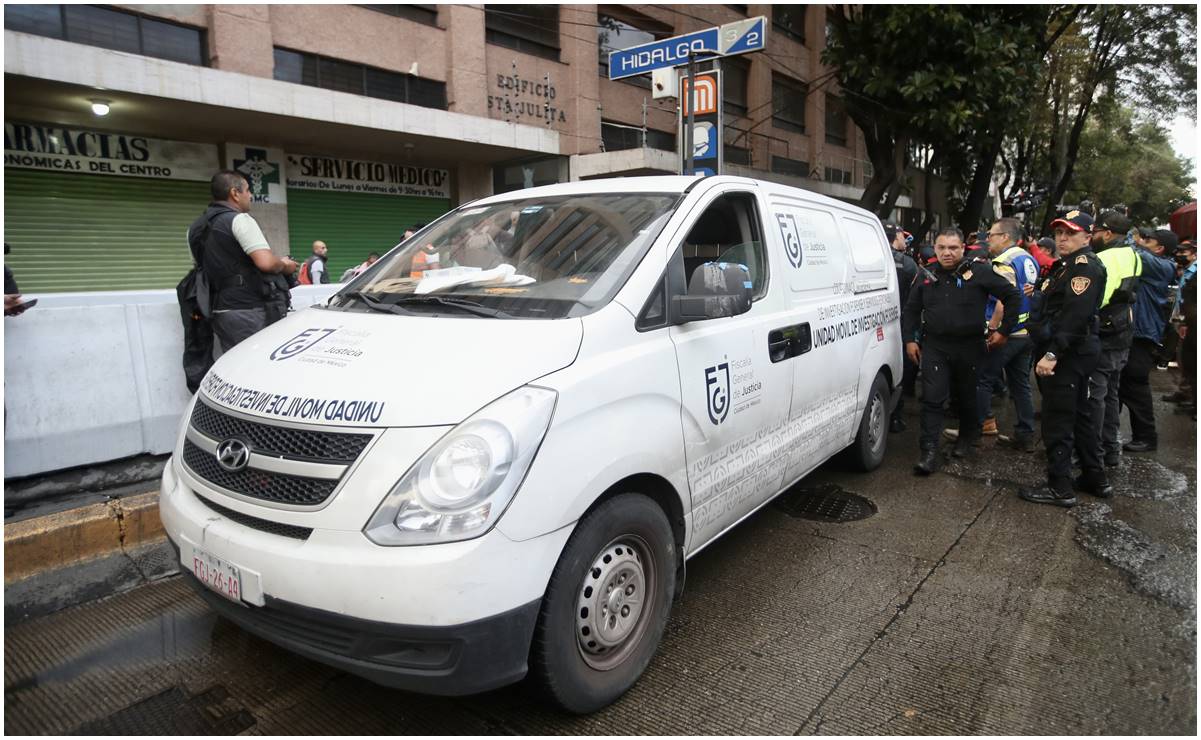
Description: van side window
681,192,768,301
840,217,887,276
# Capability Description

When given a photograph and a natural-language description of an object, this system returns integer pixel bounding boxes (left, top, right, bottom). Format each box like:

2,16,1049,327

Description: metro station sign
608,16,767,80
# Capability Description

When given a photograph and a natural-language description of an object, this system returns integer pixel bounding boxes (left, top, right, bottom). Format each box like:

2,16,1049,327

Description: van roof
467,175,881,222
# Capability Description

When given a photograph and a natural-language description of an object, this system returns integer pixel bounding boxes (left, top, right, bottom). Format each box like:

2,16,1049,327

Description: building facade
4,4,941,293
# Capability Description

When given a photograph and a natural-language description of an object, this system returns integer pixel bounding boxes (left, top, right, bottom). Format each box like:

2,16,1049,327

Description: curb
4,492,165,584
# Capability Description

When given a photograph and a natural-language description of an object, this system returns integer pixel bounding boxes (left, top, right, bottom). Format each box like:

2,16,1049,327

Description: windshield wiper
338,291,416,315
393,295,514,319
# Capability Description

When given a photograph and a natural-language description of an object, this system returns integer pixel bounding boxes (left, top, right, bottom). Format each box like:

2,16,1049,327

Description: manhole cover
774,483,876,522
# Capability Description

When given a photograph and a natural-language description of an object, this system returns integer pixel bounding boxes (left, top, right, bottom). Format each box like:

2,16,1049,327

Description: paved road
5,375,1196,734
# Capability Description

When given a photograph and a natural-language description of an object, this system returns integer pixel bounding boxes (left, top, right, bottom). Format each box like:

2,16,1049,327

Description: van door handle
768,323,813,363
768,329,791,363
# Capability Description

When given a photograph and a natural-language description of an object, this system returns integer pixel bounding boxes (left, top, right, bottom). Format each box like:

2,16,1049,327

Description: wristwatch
1043,352,1057,362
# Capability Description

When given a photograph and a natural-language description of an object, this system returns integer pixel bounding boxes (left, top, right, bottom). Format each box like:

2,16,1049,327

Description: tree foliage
821,4,1196,234
1067,104,1194,225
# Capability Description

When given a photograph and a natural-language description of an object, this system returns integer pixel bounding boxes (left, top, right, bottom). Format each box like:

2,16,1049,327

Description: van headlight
363,385,557,546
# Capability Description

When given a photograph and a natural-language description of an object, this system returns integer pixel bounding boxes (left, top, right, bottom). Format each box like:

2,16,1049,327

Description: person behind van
903,227,1021,474
340,252,380,282
189,170,297,352
884,221,917,433
299,241,330,284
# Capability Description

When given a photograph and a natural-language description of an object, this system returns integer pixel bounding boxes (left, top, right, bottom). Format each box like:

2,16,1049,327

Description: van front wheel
531,493,675,714
846,373,890,471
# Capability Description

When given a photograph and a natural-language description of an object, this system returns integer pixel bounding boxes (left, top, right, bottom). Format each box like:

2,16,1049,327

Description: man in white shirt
187,170,298,351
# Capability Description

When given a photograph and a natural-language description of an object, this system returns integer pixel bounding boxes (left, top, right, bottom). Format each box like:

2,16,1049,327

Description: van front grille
190,399,371,463
182,440,339,506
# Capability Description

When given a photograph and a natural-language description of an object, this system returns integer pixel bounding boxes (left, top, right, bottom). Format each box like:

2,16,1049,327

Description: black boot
1074,472,1114,498
914,448,940,475
1019,485,1077,507
1013,434,1036,453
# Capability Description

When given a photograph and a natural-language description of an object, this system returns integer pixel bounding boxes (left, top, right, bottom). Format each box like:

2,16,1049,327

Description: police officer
903,227,1021,475
1089,211,1141,466
885,221,918,433
1020,210,1109,506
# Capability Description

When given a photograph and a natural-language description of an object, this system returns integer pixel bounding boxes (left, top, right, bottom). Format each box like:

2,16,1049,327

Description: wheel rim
866,390,886,454
576,535,656,671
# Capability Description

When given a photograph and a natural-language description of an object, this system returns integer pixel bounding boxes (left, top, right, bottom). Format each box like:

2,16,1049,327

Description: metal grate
193,494,312,541
191,399,372,462
182,440,338,506
774,483,877,523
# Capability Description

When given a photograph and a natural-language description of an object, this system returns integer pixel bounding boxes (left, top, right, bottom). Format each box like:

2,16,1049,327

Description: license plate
190,546,243,604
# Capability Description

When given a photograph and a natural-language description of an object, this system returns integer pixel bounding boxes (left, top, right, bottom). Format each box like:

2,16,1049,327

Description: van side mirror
670,262,753,324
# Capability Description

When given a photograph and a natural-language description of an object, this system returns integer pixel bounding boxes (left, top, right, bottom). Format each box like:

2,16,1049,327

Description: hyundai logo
215,438,251,472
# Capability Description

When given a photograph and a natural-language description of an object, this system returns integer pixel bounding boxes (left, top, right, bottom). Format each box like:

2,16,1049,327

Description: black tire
846,372,890,471
530,493,676,714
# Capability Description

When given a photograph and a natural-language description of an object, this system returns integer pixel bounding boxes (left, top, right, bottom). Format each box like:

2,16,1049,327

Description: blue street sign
719,16,767,56
608,16,768,80
608,27,719,80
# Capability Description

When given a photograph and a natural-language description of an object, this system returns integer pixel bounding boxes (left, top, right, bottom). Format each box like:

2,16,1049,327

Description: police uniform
1089,217,1142,464
1021,212,1108,506
902,253,1021,473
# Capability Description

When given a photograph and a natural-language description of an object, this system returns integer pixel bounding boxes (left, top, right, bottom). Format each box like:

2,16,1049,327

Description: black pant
1119,338,1159,444
1038,351,1101,493
919,338,984,450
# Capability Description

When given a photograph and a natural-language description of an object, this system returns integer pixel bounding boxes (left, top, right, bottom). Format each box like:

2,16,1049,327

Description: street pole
686,50,695,176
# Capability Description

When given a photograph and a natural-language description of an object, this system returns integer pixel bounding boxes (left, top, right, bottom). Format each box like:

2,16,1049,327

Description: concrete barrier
3,284,339,478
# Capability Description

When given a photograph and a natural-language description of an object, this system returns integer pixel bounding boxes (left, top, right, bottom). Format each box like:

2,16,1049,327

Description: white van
160,175,902,713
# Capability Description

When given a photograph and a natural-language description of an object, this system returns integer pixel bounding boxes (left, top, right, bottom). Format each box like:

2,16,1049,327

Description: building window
725,145,751,166
601,121,675,152
824,167,853,185
273,48,447,109
598,13,665,88
5,4,207,65
723,56,749,118
356,5,438,25
485,5,559,61
773,5,806,45
772,73,807,134
771,155,810,178
825,95,848,147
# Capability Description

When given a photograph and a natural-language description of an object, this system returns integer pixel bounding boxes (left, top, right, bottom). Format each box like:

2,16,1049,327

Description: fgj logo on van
270,328,336,361
705,362,731,425
776,212,803,268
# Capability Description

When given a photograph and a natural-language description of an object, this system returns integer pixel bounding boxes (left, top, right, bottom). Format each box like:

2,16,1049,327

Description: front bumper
160,455,571,695
171,538,539,695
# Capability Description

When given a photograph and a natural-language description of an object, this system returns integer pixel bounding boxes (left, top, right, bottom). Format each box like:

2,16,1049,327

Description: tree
1036,4,1197,229
822,5,1066,220
1066,104,1194,225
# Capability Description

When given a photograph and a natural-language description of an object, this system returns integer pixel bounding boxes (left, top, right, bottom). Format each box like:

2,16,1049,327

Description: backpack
177,213,219,393
297,258,313,285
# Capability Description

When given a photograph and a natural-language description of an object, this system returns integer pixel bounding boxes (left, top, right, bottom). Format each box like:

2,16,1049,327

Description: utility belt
1098,301,1133,337
214,271,290,322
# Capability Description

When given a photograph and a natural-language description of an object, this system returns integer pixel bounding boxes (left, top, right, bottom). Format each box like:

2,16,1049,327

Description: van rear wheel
846,373,890,471
531,493,675,714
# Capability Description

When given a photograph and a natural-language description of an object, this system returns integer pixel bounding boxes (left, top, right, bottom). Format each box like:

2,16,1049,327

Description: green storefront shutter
3,169,209,293
286,188,451,281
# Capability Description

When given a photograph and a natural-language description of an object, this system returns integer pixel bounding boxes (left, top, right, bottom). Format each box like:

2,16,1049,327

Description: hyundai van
160,175,902,713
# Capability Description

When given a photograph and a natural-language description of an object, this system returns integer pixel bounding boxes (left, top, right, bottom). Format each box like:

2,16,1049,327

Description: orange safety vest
410,248,439,279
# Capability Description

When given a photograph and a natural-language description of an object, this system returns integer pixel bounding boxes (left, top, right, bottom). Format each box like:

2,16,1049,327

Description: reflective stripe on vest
992,246,1036,326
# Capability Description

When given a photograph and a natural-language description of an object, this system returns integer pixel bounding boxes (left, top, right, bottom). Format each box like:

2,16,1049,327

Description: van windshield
329,193,681,319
